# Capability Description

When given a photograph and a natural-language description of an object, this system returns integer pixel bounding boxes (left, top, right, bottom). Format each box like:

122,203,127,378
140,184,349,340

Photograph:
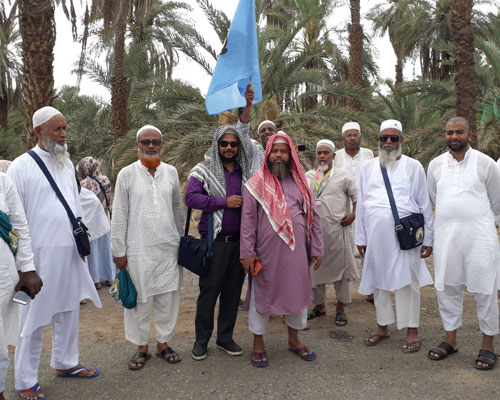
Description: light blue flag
205,0,262,115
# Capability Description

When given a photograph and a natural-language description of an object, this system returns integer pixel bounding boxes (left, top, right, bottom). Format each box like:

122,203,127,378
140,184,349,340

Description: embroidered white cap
32,106,62,128
380,119,403,133
257,120,276,133
341,122,360,135
316,139,335,152
136,125,162,140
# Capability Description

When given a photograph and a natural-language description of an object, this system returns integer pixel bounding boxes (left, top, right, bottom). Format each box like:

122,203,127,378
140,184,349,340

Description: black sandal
128,351,151,370
475,349,497,370
335,311,348,326
307,307,326,320
428,342,458,361
156,347,182,364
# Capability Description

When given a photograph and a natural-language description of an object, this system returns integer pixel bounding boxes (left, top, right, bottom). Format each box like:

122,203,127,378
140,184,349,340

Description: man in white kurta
7,107,101,397
112,125,184,369
306,139,358,327
0,172,42,400
427,117,500,370
356,119,433,353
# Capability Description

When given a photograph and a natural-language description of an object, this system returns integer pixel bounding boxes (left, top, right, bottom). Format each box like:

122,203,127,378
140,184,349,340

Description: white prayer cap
341,122,360,135
257,120,276,133
274,137,288,145
32,106,62,128
136,125,162,140
316,139,335,153
380,119,403,134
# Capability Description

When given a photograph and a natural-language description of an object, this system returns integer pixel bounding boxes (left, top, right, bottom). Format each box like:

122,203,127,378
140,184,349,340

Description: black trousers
194,239,245,345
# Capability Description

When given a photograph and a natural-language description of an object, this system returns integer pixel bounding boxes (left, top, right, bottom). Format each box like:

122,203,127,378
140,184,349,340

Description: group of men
1,93,500,398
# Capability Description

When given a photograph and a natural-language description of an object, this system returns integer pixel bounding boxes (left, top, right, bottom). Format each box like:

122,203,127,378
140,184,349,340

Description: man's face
445,120,471,152
316,145,335,170
268,143,290,164
136,129,163,158
218,133,239,163
379,128,403,152
341,129,360,151
36,114,67,148
259,123,277,148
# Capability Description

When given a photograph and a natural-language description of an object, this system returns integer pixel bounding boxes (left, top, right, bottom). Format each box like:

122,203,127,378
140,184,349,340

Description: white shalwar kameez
428,148,500,335
355,156,434,329
0,173,36,393
111,161,184,345
7,145,101,390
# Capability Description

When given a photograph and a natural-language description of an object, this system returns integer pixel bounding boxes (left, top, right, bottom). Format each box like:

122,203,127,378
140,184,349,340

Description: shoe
216,340,243,356
192,342,207,361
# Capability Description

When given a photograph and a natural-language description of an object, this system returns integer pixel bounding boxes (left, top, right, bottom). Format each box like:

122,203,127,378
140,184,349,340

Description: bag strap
184,208,213,253
28,150,79,231
89,176,111,212
380,165,403,232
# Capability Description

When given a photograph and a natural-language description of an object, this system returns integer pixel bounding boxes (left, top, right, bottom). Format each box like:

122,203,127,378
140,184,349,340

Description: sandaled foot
335,311,348,327
18,383,45,399
428,341,458,360
128,352,151,370
56,365,99,378
307,307,326,320
365,333,390,346
475,349,497,370
156,347,181,364
251,351,268,367
402,339,422,353
288,345,316,361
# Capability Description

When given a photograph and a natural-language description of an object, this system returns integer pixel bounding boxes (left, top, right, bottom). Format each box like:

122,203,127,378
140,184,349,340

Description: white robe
111,161,184,303
7,145,101,337
80,187,110,241
428,148,500,294
355,156,434,294
333,147,374,187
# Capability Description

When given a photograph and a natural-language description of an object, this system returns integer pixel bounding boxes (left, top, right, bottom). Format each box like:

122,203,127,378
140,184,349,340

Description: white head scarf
380,119,403,134
257,120,276,134
341,122,360,135
316,139,335,153
136,125,162,140
33,106,62,128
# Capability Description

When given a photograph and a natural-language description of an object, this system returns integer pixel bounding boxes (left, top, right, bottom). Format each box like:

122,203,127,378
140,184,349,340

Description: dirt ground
4,258,500,399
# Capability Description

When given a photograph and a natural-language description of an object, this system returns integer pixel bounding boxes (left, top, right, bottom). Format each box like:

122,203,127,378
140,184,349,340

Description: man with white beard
7,106,101,400
355,119,434,353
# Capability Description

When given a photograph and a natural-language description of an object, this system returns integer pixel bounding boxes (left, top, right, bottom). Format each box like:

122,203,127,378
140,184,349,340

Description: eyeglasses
379,135,400,143
138,139,162,146
219,140,238,148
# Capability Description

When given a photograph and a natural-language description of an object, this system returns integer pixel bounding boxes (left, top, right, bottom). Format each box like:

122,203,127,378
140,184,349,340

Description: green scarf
0,209,18,255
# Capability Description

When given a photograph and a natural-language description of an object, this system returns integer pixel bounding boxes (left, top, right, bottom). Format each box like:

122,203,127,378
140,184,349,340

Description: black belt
201,233,240,243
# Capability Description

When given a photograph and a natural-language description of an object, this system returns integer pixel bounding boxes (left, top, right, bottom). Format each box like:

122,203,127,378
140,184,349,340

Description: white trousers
312,279,351,305
15,309,80,390
124,290,180,345
248,285,307,335
373,260,420,330
0,352,8,393
437,284,499,336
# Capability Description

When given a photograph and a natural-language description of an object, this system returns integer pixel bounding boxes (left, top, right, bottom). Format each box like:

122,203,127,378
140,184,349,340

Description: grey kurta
306,168,359,287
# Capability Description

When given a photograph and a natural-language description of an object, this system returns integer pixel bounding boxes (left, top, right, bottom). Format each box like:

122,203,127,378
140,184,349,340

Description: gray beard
378,144,402,168
42,137,70,168
318,164,330,172
267,160,290,179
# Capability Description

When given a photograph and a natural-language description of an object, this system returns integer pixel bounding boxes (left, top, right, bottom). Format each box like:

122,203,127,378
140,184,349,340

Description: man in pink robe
240,132,323,368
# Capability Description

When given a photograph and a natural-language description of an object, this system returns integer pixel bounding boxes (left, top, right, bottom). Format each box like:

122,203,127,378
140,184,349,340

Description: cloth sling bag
28,150,91,256
380,165,425,250
89,176,111,218
177,208,213,277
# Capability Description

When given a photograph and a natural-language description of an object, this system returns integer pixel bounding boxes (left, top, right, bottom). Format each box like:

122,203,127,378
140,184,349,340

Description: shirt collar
446,146,471,164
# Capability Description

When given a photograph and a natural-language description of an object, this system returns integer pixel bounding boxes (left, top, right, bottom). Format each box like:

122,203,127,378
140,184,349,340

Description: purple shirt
185,164,242,235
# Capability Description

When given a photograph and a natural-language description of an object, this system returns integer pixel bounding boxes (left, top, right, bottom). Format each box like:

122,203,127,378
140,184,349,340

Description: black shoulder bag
380,165,425,250
28,150,91,257
177,208,213,277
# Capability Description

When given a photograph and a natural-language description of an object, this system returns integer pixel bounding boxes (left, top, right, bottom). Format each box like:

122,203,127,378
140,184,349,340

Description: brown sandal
156,347,181,364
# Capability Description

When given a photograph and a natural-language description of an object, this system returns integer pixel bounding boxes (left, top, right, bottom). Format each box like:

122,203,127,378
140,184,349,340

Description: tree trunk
347,0,363,111
111,21,129,143
395,54,403,85
450,0,477,141
19,0,55,145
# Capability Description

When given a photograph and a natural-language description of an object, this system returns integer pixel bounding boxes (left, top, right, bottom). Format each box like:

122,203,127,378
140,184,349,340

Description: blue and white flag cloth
205,0,262,115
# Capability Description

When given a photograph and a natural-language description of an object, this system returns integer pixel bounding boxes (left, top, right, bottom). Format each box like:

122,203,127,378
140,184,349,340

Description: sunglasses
138,139,162,146
379,135,400,143
219,140,238,148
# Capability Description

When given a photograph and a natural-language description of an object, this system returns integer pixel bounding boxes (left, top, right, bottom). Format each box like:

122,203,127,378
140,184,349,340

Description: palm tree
348,0,363,110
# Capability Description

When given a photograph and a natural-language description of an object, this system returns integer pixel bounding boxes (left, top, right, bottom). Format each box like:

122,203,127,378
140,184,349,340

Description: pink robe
240,174,323,315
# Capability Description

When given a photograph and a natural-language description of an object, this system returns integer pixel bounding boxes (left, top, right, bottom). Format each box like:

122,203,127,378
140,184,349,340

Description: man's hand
311,256,322,270
357,246,366,257
113,256,127,270
226,195,243,208
241,257,257,274
245,83,254,106
420,246,432,258
16,271,43,299
340,212,355,226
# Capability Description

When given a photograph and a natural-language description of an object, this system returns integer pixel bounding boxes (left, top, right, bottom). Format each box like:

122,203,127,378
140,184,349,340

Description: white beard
317,164,330,172
378,144,402,168
43,136,70,168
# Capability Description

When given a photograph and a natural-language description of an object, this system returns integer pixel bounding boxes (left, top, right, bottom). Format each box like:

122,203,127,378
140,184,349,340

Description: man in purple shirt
185,85,254,361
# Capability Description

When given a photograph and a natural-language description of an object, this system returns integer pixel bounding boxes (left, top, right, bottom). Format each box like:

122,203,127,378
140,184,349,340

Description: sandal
365,333,390,346
251,351,268,367
475,349,497,370
428,341,458,361
307,307,326,320
402,339,422,353
288,346,316,361
335,311,348,327
18,383,45,399
128,351,151,370
156,347,181,364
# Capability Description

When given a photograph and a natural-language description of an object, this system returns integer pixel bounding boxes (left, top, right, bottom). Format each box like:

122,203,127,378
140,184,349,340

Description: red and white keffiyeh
245,132,313,251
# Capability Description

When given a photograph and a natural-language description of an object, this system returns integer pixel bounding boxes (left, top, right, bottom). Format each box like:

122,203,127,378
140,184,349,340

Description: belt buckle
224,235,231,243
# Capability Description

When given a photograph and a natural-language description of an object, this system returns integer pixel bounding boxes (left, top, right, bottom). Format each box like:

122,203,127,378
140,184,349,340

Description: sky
52,0,417,102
